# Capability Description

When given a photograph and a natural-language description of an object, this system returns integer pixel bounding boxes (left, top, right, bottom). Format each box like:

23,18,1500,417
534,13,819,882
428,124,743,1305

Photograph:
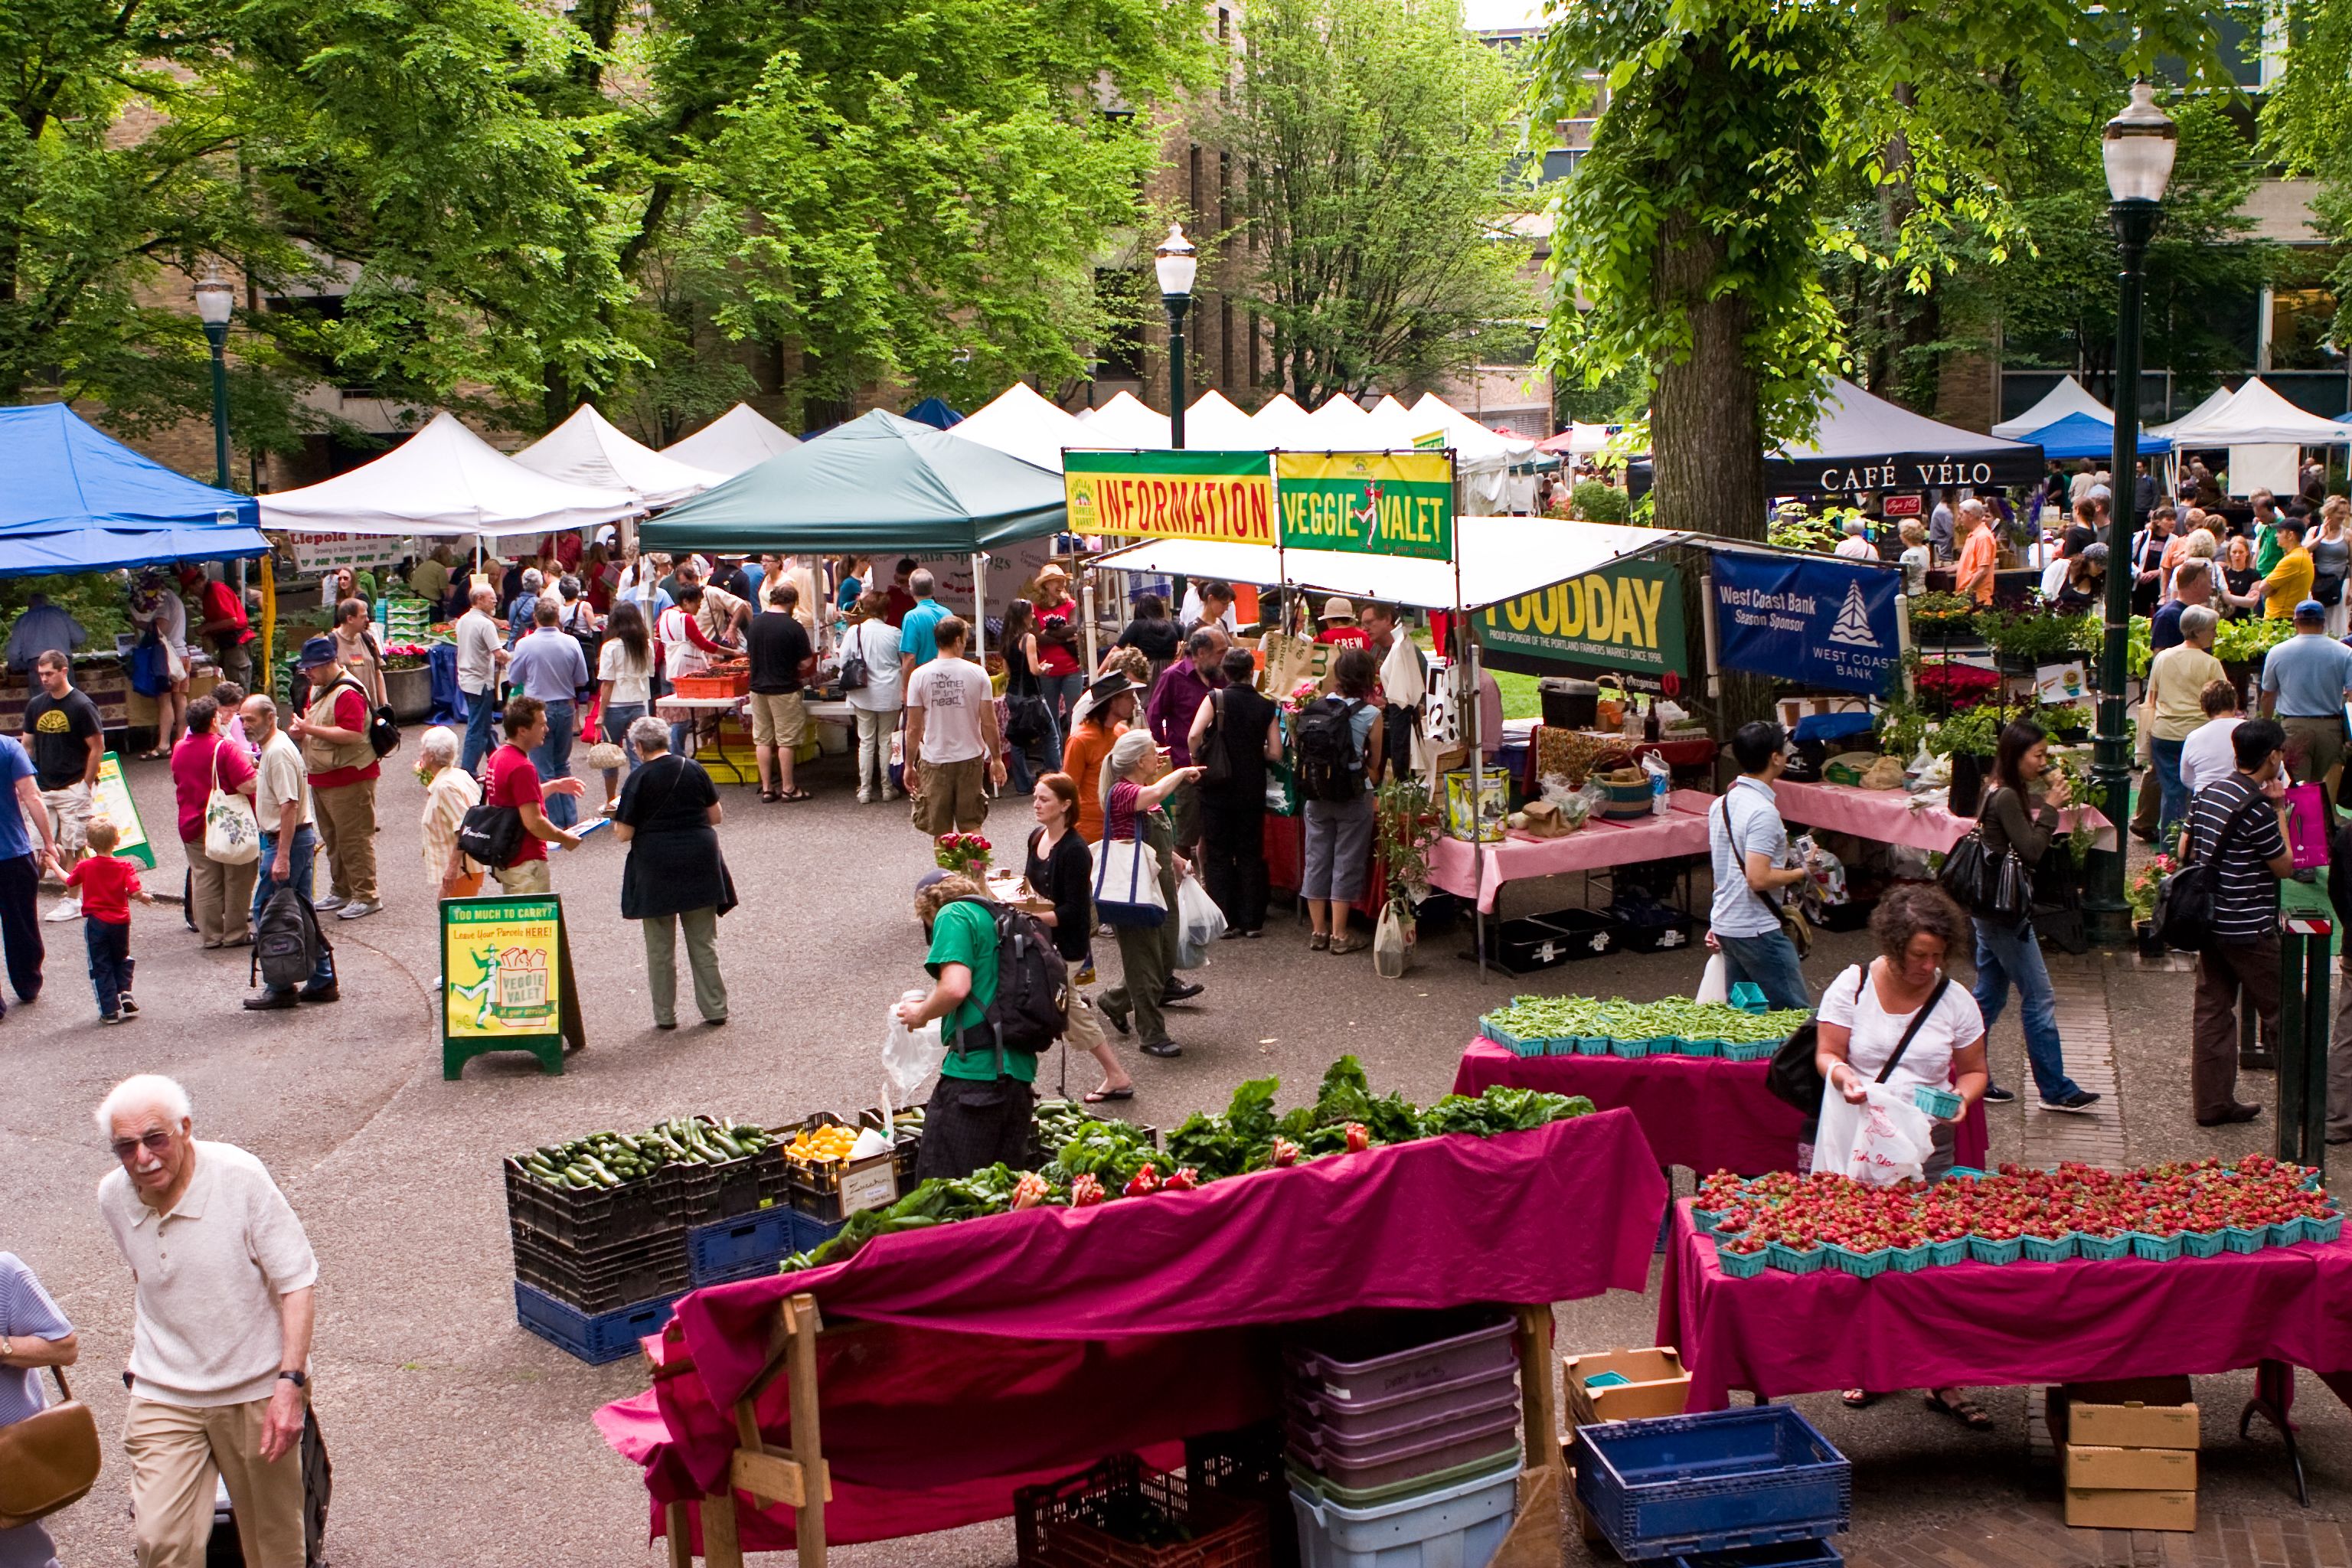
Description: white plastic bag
1174,874,1226,969
1812,1081,1935,1187
881,989,946,1103
1695,952,1730,1004
1374,901,1411,979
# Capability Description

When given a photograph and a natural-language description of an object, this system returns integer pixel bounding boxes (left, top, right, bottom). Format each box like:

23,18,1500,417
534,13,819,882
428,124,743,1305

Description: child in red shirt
65,819,152,1024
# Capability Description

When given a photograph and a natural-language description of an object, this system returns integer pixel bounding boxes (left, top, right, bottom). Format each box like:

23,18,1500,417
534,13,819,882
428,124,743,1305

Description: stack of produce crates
2055,1377,2199,1531
1014,1452,1273,1568
376,595,432,642
1281,1308,1524,1568
1573,1406,1850,1567
506,1117,788,1362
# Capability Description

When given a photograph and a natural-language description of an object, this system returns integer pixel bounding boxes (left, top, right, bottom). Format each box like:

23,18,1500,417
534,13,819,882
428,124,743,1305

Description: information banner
1063,451,1275,544
1712,553,1903,695
1274,452,1454,560
440,895,586,1076
91,752,155,868
1475,560,1685,678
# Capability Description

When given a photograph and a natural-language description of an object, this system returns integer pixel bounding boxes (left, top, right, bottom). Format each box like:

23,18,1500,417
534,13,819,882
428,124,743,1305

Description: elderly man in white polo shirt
96,1073,317,1568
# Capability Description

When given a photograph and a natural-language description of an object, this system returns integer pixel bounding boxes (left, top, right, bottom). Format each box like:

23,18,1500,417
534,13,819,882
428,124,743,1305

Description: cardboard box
1563,1346,1690,1430
2063,1487,2197,1532
2064,1443,2199,1491
2060,1377,2200,1451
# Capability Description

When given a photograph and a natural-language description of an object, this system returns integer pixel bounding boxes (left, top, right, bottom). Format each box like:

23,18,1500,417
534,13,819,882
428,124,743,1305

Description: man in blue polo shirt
897,568,952,682
2257,599,2352,785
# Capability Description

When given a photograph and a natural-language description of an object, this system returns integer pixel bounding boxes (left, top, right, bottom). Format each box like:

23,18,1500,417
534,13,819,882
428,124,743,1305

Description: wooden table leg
789,1292,829,1566
701,1494,743,1568
664,1501,693,1568
1514,1304,1563,1478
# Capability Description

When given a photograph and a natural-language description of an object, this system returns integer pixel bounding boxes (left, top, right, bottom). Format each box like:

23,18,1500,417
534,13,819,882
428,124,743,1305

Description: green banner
1275,452,1454,560
1475,558,1686,676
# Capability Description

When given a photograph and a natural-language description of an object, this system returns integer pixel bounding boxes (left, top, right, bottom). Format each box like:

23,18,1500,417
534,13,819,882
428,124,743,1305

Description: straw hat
1318,596,1357,624
1036,563,1070,583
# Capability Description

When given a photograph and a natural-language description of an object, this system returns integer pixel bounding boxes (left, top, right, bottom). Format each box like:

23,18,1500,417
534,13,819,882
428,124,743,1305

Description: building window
1221,298,1235,389
1189,144,1202,218
1095,267,1143,379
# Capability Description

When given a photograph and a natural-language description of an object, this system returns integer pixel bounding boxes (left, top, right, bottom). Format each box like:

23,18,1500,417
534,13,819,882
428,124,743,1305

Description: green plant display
1571,479,1631,524
1972,609,2099,662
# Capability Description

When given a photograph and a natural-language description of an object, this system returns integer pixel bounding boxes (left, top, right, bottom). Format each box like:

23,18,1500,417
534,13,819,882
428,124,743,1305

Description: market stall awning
660,403,801,479
1768,377,2043,491
901,396,963,430
0,403,267,577
943,382,1094,474
1071,390,1170,448
514,405,723,510
2019,411,2170,461
256,412,635,537
1092,514,1687,611
638,408,1067,555
2148,384,2235,441
1991,374,2111,439
2158,377,2352,447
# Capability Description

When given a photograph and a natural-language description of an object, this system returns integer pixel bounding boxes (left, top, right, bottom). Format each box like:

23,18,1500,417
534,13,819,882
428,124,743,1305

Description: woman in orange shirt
1062,671,1145,842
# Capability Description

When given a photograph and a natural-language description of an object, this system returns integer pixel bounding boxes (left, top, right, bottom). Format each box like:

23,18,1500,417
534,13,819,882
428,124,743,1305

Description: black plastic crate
669,1117,773,1227
1549,908,1621,962
1187,1424,1300,1568
511,1229,691,1314
1467,916,1579,974
1609,907,1696,953
501,1156,680,1250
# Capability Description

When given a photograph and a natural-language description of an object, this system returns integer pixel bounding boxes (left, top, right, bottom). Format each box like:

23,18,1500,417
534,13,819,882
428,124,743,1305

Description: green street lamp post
195,273,235,488
1155,224,1197,449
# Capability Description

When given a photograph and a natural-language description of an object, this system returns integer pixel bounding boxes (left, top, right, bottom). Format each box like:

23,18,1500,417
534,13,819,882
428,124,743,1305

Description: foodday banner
1711,553,1903,695
1274,451,1454,561
1063,451,1276,544
1475,559,1686,678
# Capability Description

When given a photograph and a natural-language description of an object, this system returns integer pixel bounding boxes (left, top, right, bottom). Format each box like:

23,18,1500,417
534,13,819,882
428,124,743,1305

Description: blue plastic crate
688,1205,798,1284
1674,1539,1844,1568
1573,1406,1851,1561
789,1209,845,1255
514,1280,681,1365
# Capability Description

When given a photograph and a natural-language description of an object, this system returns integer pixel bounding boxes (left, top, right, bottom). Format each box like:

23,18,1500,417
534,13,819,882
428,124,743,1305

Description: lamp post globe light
1155,224,1197,449
194,273,235,488
2089,80,2177,946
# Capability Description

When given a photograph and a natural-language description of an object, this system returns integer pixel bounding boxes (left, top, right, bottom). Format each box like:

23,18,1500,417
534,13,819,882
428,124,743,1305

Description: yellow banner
443,897,564,1040
1063,451,1276,544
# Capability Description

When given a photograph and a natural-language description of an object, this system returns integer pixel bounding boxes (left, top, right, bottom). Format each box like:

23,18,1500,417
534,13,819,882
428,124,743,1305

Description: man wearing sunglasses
95,1073,317,1567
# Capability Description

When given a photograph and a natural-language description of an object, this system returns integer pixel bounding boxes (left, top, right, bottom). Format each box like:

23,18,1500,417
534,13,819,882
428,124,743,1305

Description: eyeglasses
110,1131,175,1162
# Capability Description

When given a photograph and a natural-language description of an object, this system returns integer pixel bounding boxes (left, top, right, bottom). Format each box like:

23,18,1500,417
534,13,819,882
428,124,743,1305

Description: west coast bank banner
1275,451,1455,561
1712,553,1903,694
1475,559,1686,677
1063,451,1275,544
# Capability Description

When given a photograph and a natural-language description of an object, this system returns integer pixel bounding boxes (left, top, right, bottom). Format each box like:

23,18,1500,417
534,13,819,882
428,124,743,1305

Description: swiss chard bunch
1418,1086,1594,1136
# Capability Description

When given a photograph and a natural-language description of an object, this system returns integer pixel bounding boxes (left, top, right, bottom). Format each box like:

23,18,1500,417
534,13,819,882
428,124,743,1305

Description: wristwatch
278,1369,308,1389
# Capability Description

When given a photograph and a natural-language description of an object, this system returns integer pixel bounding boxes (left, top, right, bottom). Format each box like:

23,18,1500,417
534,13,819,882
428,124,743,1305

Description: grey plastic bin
1288,1459,1522,1568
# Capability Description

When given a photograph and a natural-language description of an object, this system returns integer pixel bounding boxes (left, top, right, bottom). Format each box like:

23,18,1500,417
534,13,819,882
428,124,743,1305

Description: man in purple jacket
1146,626,1229,857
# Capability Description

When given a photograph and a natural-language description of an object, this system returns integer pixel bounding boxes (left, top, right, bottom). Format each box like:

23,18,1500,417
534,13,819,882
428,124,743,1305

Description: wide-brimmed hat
1319,596,1357,623
1035,563,1070,583
1083,671,1145,707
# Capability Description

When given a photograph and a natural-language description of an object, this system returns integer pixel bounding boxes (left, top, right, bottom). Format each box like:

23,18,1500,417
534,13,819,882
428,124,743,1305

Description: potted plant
1926,704,2001,815
1372,778,1437,978
1972,609,2098,677
1906,591,1980,640
2129,854,2174,958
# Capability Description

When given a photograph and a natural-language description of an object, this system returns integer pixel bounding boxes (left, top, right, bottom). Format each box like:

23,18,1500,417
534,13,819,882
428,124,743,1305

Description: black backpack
2156,789,2265,952
1295,696,1366,802
948,898,1068,1073
251,884,330,993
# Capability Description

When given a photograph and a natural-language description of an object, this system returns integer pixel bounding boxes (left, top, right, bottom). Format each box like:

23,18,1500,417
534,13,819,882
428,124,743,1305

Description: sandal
1841,1390,1877,1409
1925,1390,1993,1430
759,789,781,802
778,787,814,802
1084,1085,1135,1103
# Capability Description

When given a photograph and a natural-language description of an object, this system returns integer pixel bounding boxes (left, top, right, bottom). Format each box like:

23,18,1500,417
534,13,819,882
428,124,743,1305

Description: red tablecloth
1262,813,1384,918
598,1108,1668,1550
1428,788,1716,913
1658,1200,2352,1411
1452,1039,1988,1178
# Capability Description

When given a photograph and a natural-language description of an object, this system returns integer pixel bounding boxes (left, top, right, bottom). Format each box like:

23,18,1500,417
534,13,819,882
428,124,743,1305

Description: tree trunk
1649,214,1772,729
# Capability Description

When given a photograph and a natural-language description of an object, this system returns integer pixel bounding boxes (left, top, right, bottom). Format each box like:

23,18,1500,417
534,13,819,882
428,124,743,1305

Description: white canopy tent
944,382,1093,473
660,403,801,479
2159,377,2352,446
1090,515,1685,612
1076,390,1171,448
256,412,635,537
1308,394,1380,446
1991,376,2112,439
515,404,723,508
1182,389,1260,449
2148,384,2236,441
1249,393,1320,448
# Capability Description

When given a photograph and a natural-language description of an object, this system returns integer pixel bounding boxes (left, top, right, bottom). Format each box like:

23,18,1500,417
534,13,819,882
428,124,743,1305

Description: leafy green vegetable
1481,994,1808,1046
1419,1088,1596,1135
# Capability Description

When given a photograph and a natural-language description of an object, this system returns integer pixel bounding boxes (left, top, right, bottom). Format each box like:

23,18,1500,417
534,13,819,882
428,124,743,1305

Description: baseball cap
2296,599,2327,621
297,635,338,669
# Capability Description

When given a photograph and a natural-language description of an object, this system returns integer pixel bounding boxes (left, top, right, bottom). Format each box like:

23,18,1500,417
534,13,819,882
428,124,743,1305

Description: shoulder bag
2156,787,2269,952
1766,969,1952,1122
1939,788,2033,923
202,740,261,866
840,622,871,691
0,1365,102,1530
1090,797,1167,928
1200,689,1233,787
1717,795,1812,959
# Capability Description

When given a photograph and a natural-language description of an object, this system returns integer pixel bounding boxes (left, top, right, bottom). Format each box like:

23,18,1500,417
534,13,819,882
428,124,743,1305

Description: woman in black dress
1000,598,1060,792
1186,645,1283,936
614,715,736,1028
1026,772,1132,1101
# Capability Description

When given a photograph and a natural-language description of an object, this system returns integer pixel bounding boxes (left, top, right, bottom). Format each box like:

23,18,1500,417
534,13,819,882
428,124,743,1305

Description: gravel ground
5,747,2343,1566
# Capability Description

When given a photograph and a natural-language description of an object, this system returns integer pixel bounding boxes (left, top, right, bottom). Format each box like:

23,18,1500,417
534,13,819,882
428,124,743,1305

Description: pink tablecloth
1658,1200,2352,1411
1772,780,2115,855
599,1108,1669,1550
1453,1040,1988,1178
1429,788,1716,913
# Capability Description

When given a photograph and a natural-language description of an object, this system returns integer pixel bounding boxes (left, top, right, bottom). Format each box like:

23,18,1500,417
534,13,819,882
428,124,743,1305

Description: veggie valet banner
440,895,587,1077
1063,451,1276,544
1711,553,1903,695
1273,451,1455,561
1475,559,1686,678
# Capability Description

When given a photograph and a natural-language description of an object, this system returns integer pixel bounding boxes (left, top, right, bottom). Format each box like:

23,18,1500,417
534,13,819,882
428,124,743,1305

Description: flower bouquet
934,832,992,877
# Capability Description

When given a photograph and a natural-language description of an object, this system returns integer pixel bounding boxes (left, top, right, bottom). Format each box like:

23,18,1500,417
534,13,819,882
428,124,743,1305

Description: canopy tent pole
1468,617,1487,981
1081,572,1099,672
972,554,987,662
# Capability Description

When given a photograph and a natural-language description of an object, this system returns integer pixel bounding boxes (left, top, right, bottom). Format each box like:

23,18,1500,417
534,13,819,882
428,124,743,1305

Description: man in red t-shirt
1313,596,1370,649
482,695,585,895
288,637,382,921
181,566,253,688
883,557,920,627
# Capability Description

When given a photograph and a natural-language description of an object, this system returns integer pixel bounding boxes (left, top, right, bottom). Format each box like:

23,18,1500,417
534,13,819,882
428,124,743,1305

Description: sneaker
857,790,876,805
242,991,299,1011
44,897,81,923
312,893,348,913
100,1012,122,1025
1981,1085,2017,1104
336,900,382,921
599,801,619,818
118,994,139,1018
2040,1090,2101,1114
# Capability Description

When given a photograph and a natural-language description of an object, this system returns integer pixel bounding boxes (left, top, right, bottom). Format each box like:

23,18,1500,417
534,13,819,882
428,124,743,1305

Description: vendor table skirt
1261,812,1384,920
1452,1038,1988,1178
1427,788,1714,913
1658,1199,2352,1411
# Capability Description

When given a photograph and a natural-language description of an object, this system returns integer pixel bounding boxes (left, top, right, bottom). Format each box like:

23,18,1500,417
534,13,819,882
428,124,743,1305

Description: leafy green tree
1223,0,1532,407
1530,0,2228,547
2263,0,2352,350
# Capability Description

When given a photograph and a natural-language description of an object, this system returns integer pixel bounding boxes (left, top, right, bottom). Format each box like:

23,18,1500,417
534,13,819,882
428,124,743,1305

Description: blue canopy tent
2020,410,2170,462
0,404,266,577
902,397,964,430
